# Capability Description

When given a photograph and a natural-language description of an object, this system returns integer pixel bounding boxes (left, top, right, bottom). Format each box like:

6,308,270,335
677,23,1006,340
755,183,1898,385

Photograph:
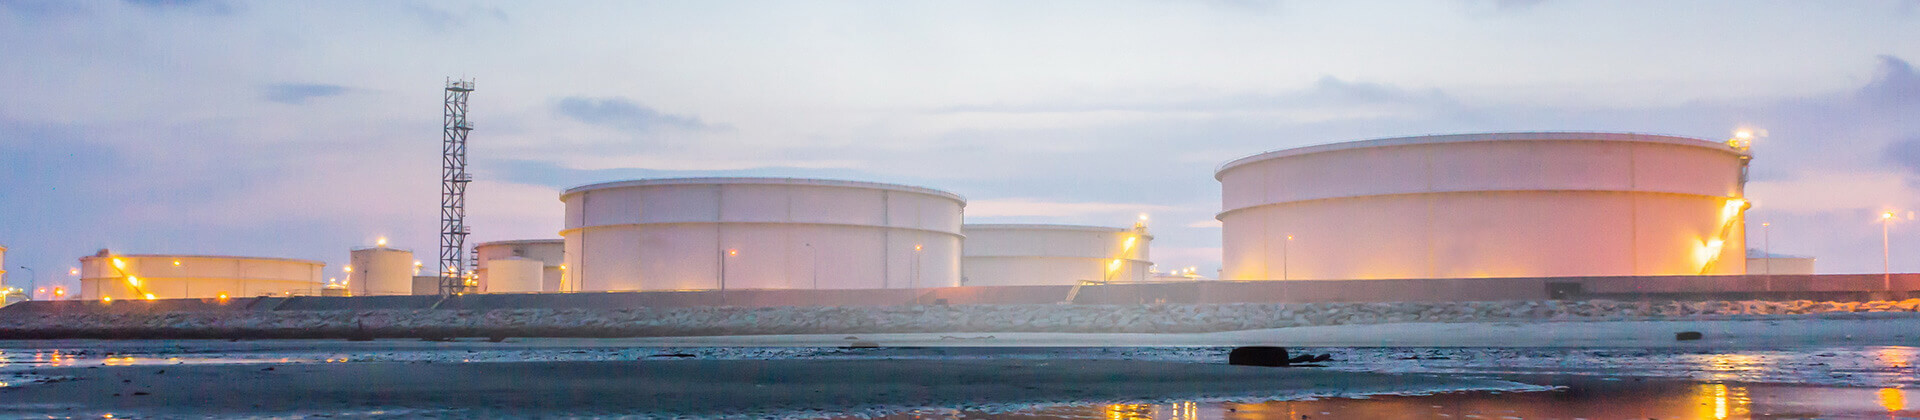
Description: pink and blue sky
4,0,1920,290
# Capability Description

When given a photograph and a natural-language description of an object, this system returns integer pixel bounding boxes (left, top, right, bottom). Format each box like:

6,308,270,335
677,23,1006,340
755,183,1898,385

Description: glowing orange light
1881,388,1907,412
101,297,111,303
143,293,155,300
172,260,181,266
111,258,125,270
913,244,923,252
727,249,739,256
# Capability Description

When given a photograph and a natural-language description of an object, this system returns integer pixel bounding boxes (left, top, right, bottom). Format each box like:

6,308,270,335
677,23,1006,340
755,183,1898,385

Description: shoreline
0,359,1546,419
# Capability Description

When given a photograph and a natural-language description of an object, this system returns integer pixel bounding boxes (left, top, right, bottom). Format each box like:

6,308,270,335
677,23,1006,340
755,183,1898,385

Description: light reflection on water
873,384,1911,420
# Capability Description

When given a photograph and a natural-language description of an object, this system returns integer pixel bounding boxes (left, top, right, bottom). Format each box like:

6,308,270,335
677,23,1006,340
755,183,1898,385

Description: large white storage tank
561,178,966,291
962,224,1152,287
474,239,566,292
347,246,416,296
1215,132,1750,281
78,251,325,299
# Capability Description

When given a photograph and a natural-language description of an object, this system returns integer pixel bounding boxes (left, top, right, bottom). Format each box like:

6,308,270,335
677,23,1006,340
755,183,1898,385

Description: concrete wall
562,178,966,292
961,224,1151,287
1217,132,1750,280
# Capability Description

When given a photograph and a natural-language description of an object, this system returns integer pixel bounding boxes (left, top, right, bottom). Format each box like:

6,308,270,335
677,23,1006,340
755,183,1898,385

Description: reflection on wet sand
883,381,1913,420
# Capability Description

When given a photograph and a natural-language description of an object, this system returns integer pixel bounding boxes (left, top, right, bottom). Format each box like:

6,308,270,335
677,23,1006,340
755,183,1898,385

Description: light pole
1283,234,1294,281
911,244,923,289
15,266,34,300
1885,212,1896,292
1761,222,1772,291
719,248,737,305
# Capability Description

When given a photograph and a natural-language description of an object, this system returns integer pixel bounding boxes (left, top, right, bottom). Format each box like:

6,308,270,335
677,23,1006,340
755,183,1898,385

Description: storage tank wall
78,254,324,299
486,258,545,293
1216,133,1748,281
562,178,965,292
961,224,1152,287
348,247,415,296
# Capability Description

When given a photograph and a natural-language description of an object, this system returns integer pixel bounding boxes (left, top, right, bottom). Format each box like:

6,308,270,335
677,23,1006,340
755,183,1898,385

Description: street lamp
1283,234,1294,281
1761,222,1772,291
719,248,738,305
1884,211,1897,292
15,266,35,299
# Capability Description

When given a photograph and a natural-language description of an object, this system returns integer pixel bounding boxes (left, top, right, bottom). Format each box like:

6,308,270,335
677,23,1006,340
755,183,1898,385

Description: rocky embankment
3,299,1919,339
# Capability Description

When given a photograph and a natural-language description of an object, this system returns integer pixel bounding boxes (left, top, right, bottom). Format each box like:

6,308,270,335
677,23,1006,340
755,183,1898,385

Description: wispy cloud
967,198,1183,218
554,97,720,132
261,83,348,105
121,0,234,15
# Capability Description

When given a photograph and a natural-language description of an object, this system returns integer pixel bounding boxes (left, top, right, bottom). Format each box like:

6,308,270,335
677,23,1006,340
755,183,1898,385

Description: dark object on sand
845,341,881,349
647,353,697,358
1230,346,1330,367
487,336,508,343
1676,331,1704,341
1229,346,1290,366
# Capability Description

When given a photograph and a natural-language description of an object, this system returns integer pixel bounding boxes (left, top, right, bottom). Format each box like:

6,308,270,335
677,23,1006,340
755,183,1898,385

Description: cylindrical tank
561,177,966,291
1215,132,1750,280
347,246,415,296
961,224,1152,286
78,251,325,299
474,239,566,292
486,258,545,293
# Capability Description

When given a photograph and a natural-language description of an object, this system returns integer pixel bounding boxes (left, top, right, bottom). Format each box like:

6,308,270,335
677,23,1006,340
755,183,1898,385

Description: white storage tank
961,224,1152,286
1215,132,1750,280
347,245,416,296
561,177,966,291
474,239,566,292
78,250,325,300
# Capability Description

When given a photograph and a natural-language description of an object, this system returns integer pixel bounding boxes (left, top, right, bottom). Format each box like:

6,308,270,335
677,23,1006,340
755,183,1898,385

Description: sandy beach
0,358,1540,418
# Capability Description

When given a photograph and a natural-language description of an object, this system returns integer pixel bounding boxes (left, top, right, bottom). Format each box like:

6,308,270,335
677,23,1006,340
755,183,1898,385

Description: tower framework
440,78,475,296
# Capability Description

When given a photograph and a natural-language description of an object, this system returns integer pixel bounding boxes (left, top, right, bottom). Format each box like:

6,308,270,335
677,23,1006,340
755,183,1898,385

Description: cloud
554,96,720,132
120,0,234,15
1858,55,1920,108
1185,219,1223,228
261,83,348,105
966,198,1183,218
934,75,1459,116
0,0,90,17
405,3,508,31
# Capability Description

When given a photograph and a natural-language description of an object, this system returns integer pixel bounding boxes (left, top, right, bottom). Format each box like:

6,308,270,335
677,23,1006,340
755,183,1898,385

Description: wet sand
0,359,1540,418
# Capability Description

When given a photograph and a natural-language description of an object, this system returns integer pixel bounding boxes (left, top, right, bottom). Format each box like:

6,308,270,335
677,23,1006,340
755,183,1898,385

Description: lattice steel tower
439,78,475,296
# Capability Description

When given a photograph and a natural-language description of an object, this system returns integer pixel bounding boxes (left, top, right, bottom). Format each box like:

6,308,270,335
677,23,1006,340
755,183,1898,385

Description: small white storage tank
347,245,416,296
561,177,966,291
1215,132,1750,281
962,224,1152,286
78,250,325,300
474,239,566,292
486,257,545,293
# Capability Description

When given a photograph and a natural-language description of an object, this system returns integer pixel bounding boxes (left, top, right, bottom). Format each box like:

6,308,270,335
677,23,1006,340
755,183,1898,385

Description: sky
4,0,1920,292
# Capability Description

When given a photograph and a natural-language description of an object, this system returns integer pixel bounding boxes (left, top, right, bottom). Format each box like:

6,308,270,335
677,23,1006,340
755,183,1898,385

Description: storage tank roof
562,177,966,203
474,239,564,248
1216,132,1745,179
81,254,326,266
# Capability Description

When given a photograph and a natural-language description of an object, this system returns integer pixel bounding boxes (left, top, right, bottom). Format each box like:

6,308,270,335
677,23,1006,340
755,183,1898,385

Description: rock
1228,346,1292,367
1676,331,1704,341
